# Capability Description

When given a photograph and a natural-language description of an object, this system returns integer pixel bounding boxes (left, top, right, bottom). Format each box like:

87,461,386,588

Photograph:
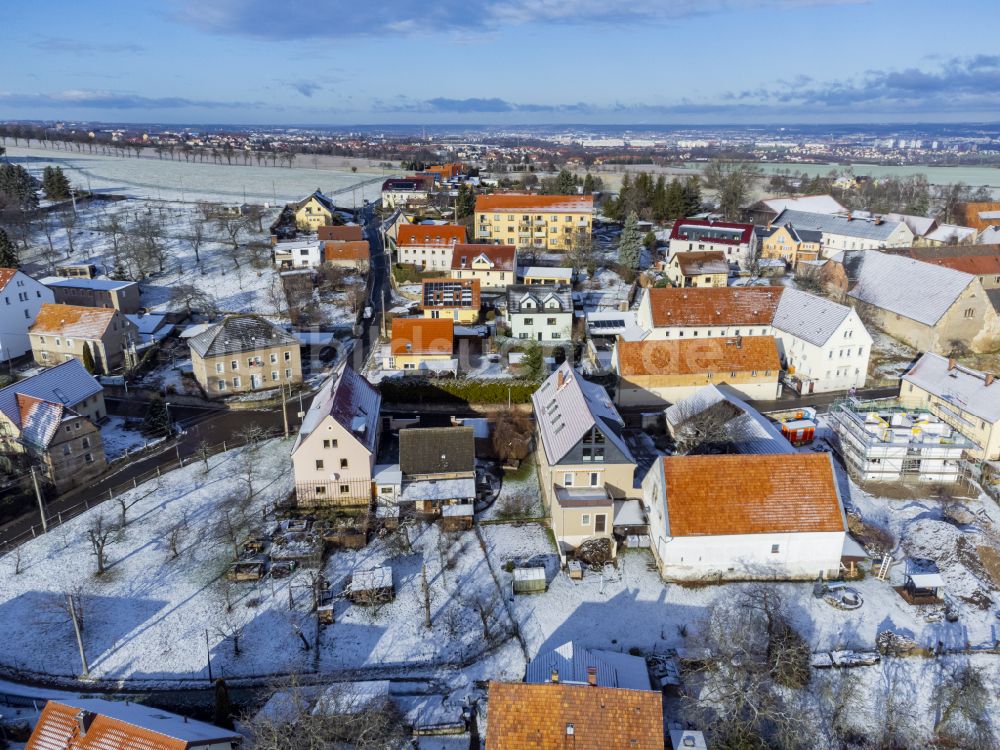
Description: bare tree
58,208,77,257
188,216,207,264
216,610,248,657
492,409,533,462
166,513,188,560
215,492,252,561
420,563,431,628
216,214,248,252
86,514,116,575
37,214,60,272
932,662,994,748
116,493,144,530
668,399,741,455
169,283,218,317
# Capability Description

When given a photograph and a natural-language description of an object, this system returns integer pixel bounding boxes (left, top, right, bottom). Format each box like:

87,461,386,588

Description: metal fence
0,431,279,558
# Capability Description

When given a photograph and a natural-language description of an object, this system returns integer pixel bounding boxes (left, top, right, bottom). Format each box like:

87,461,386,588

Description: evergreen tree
0,163,39,210
582,173,595,195
555,169,576,194
213,679,234,729
651,176,668,222
0,228,18,268
455,183,475,219
682,177,702,216
51,167,71,200
521,342,544,381
143,397,172,436
80,342,97,374
618,211,642,271
664,179,686,220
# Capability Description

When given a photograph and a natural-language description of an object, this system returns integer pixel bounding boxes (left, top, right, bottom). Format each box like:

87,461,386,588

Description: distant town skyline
2,0,999,125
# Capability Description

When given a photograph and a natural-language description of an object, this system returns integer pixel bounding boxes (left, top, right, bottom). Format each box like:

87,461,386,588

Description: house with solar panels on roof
188,315,302,398
0,360,107,493
532,362,638,558
641,453,848,581
292,364,382,506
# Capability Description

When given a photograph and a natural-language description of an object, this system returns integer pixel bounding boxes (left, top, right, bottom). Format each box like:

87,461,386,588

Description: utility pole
206,628,213,683
281,384,289,438
68,594,89,677
31,466,48,533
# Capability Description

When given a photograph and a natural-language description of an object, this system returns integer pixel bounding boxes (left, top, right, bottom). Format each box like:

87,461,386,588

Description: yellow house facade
760,224,822,267
475,194,593,251
294,190,336,231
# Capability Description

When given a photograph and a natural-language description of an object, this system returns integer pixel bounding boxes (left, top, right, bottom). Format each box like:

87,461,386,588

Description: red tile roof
29,304,117,338
485,681,664,750
390,317,454,356
0,268,18,291
396,224,467,247
476,193,593,213
659,453,846,537
317,225,363,242
450,244,516,272
323,240,370,263
669,218,754,245
645,287,784,328
616,336,780,377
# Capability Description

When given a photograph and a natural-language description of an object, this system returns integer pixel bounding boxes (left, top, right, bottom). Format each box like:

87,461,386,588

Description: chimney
75,710,96,737
948,357,956,371
556,370,565,389
550,667,559,683
587,666,598,686
986,373,994,387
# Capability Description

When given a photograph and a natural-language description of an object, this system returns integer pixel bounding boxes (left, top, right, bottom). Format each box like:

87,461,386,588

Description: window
339,484,350,494
315,459,325,470
231,360,239,370
315,485,327,495
563,472,574,486
964,308,975,319
590,472,599,487
82,437,90,448
216,363,224,373
55,338,61,347
40,352,48,361
233,376,241,387
285,368,292,379
340,458,348,469
546,317,557,325
270,353,278,364
581,514,590,525
595,514,606,533
84,453,94,464
523,317,534,325
771,544,780,554
323,439,338,449
23,309,29,319
271,371,278,380
593,447,604,461
218,380,226,391
284,351,292,362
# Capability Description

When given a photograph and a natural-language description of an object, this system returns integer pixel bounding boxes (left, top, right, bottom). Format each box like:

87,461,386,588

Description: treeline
497,169,604,195
601,172,702,222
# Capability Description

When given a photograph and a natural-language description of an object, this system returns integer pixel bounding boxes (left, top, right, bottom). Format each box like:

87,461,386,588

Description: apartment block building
475,194,593,251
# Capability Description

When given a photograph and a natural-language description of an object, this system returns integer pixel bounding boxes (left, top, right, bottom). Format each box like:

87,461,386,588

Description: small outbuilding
512,566,547,595
347,566,395,604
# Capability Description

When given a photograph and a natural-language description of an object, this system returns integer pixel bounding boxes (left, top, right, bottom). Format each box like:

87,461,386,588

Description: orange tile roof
30,304,117,338
476,193,594,213
0,268,18,290
646,286,783,328
915,252,1000,276
659,453,846,537
616,336,780,377
323,240,370,263
485,681,663,750
317,225,363,242
421,277,481,309
390,317,454,356
450,243,517,272
26,700,239,750
396,224,466,247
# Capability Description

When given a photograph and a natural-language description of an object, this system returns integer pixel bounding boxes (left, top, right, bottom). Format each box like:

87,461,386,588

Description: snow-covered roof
0,360,101,427
669,729,708,750
373,463,402,486
293,364,381,454
441,503,474,517
585,311,646,342
773,209,908,241
977,226,1000,244
664,383,794,456
525,641,651,690
125,313,170,338
313,681,391,715
908,572,944,589
613,499,646,526
837,250,974,326
772,287,855,347
522,266,572,280
902,352,1000,424
41,277,137,292
188,315,298,358
178,323,211,339
350,567,392,592
924,224,977,244
761,195,846,215
400,477,475,503
532,362,633,466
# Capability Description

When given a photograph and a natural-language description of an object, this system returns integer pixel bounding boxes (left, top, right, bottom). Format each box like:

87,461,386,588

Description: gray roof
772,287,854,346
835,250,974,326
761,195,846,215
188,315,299,358
0,360,101,425
664,383,794,456
532,362,633,465
902,352,1000,424
43,277,137,292
525,641,651,690
49,698,242,745
506,284,573,315
773,209,908,242
399,427,474,475
293,364,381,454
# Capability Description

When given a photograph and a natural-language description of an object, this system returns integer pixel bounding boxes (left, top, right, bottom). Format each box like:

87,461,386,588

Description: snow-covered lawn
100,416,165,460
477,457,542,522
6,146,387,204
868,330,919,384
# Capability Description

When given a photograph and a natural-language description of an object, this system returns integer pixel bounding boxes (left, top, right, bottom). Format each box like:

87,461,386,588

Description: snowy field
20,198,361,320
5,146,388,205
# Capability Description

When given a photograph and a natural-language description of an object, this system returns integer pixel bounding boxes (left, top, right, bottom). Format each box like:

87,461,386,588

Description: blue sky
1,0,998,125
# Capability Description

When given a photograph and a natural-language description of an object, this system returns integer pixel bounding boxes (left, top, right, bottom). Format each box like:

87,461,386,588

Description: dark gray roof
399,426,474,475
773,209,909,242
293,364,381,454
0,360,101,424
506,284,573,315
188,315,299,358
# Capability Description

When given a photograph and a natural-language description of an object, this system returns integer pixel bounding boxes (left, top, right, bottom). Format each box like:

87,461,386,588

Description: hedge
379,377,539,405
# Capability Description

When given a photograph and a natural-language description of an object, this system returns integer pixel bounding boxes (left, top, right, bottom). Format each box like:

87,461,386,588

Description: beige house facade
29,303,138,374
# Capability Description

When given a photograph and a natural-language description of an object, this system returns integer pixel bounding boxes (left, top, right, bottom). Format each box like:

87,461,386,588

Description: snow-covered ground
5,146,387,205
100,416,165,460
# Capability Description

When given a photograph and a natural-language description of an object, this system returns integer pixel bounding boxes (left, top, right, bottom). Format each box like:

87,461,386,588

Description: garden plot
317,522,520,675
99,416,165,460
6,146,386,204
0,439,308,683
477,456,542,522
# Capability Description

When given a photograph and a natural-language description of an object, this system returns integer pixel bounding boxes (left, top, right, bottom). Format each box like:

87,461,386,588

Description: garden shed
347,566,395,604
512,566,547,595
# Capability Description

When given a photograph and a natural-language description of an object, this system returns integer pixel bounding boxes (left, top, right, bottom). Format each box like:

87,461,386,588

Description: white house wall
510,312,573,342
1,272,54,359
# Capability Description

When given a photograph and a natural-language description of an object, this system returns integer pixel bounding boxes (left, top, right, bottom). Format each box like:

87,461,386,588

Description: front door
595,514,606,534
537,332,543,341
250,374,262,389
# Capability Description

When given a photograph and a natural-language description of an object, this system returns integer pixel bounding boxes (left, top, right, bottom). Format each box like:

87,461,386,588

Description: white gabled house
506,284,574,342
0,268,55,360
273,238,323,269
641,453,848,581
